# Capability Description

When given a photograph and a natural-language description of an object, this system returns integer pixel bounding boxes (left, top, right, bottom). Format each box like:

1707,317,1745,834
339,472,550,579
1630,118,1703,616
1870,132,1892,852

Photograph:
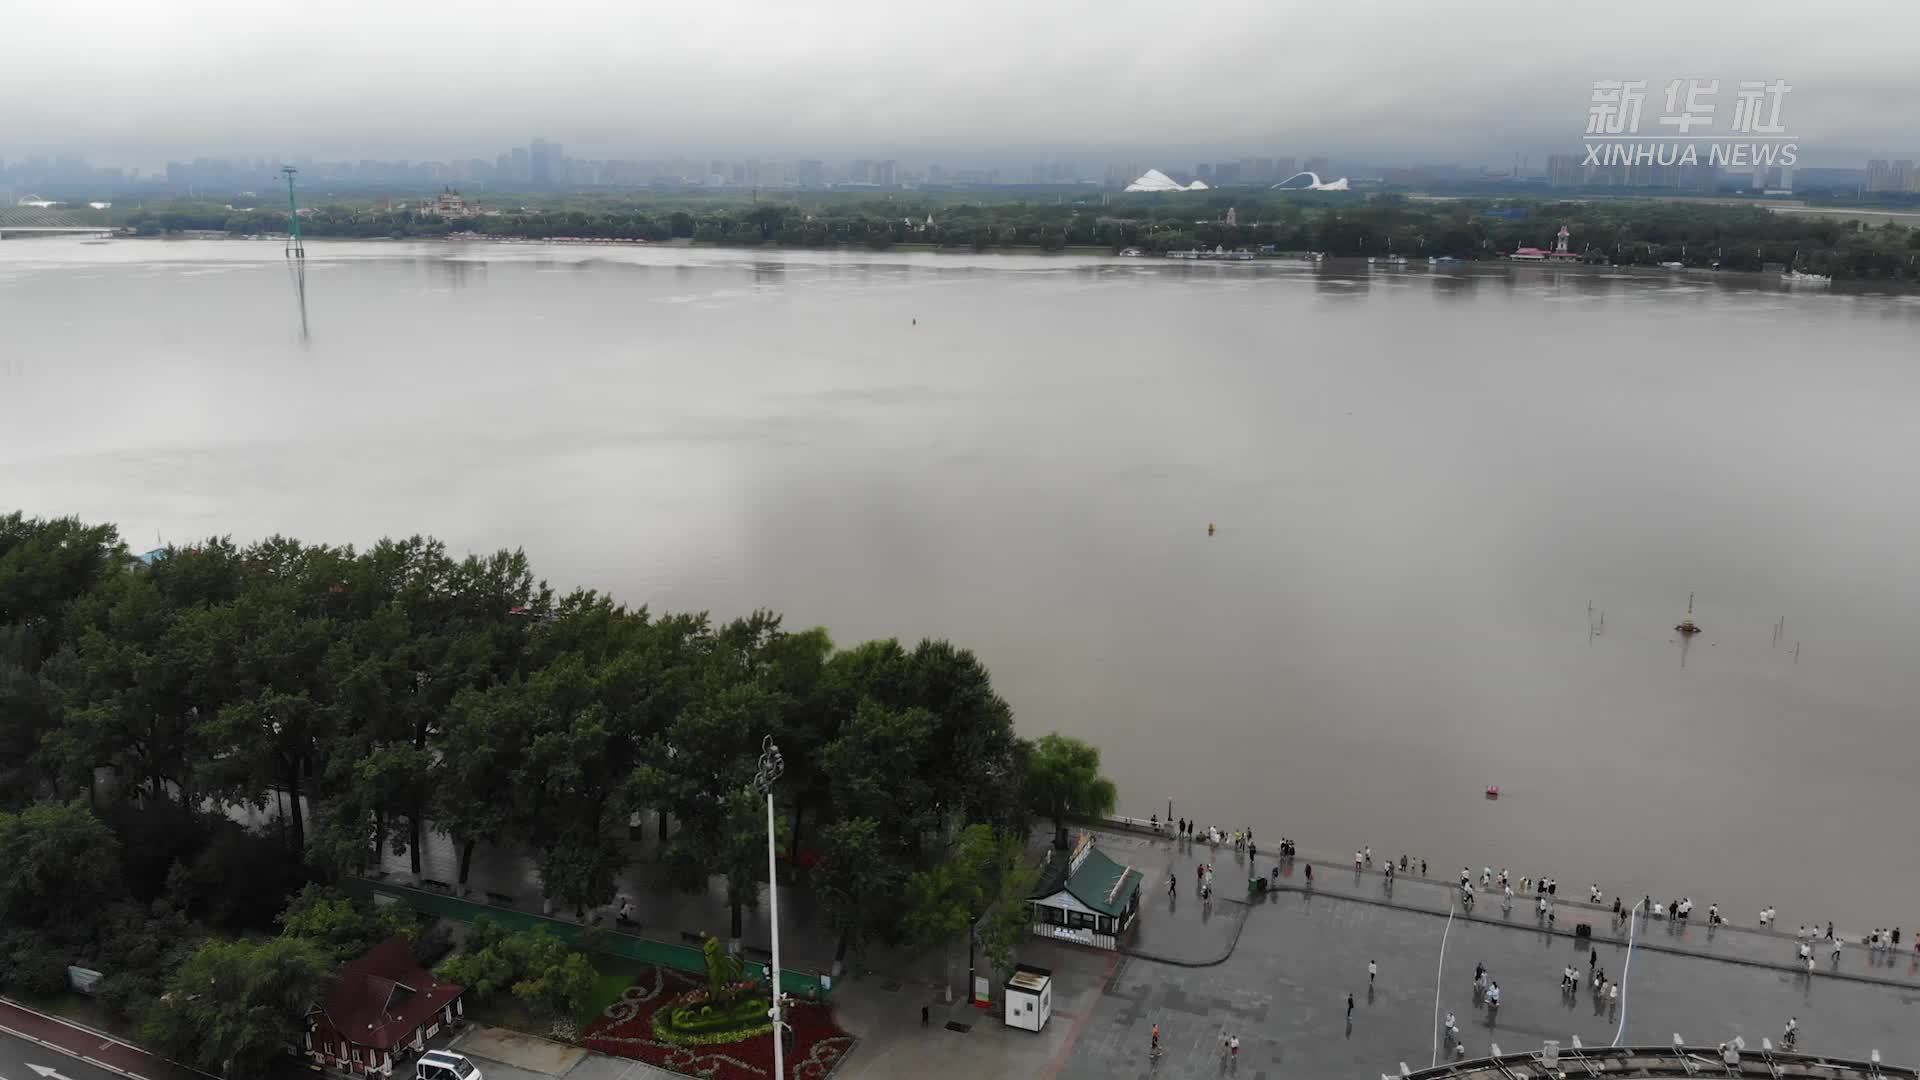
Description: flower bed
583,966,855,1079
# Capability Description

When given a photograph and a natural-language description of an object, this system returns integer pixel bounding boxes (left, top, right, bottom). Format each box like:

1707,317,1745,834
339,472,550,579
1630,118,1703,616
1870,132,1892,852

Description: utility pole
281,165,304,259
754,736,787,1080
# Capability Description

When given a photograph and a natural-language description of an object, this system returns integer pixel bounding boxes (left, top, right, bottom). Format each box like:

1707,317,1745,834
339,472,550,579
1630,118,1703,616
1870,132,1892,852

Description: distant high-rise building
528,139,560,187
795,160,824,187
1196,163,1214,183
1303,156,1330,177
1896,160,1916,193
1866,159,1892,192
1547,153,1584,188
1213,162,1241,184
874,160,897,186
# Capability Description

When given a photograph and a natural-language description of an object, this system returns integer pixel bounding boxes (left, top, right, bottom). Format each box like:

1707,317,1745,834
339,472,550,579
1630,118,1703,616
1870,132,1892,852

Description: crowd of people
1135,820,1894,1065
1152,820,1915,964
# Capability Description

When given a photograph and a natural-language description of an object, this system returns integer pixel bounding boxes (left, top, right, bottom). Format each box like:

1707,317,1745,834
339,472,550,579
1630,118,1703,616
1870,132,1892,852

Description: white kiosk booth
1003,964,1054,1032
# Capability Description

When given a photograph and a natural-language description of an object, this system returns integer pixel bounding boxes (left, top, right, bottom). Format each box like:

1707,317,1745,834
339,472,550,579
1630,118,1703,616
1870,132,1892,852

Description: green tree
508,933,596,1018
276,884,417,963
1022,733,1117,847
438,924,594,1019
900,824,1038,997
810,816,902,972
0,799,123,932
433,682,532,887
143,936,331,1078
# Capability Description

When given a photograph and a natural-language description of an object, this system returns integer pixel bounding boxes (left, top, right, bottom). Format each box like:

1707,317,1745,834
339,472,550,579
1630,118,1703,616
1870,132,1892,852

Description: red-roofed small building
305,937,465,1076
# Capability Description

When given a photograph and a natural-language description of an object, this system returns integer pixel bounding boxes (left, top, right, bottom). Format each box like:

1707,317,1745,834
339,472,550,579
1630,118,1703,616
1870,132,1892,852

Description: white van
416,1050,482,1080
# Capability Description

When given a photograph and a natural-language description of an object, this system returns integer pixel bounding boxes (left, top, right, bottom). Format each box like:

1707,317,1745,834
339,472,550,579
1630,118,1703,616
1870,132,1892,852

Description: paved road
0,1030,123,1080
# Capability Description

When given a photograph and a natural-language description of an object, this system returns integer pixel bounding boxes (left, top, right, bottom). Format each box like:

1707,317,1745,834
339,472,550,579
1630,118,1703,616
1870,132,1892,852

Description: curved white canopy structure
1270,172,1349,191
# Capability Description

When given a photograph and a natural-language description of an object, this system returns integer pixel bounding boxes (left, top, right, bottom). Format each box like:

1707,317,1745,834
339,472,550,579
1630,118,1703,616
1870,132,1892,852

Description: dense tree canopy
0,510,1115,1026
109,192,1920,280
143,936,333,1077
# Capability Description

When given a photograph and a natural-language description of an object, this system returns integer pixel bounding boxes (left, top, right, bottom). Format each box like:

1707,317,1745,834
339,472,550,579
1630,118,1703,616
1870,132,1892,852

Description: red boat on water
1485,786,1501,799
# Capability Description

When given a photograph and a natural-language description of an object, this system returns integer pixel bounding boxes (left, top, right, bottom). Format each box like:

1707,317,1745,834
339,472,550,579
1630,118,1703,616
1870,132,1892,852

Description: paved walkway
377,819,1920,1080
0,999,210,1080
447,1025,678,1080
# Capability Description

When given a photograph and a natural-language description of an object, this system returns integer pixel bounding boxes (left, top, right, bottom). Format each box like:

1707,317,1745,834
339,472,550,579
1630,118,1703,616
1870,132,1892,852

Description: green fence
346,878,831,1000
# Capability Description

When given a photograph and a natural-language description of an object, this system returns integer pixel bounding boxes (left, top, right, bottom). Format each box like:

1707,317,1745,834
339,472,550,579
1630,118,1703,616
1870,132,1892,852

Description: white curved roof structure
1270,171,1349,191
1124,169,1207,193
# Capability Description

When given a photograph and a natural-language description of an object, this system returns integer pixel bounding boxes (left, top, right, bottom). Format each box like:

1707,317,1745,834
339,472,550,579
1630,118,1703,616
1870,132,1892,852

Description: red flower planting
583,966,856,1080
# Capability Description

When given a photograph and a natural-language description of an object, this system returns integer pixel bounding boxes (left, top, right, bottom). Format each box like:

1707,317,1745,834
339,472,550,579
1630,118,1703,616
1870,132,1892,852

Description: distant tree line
0,511,1119,1069
111,193,1920,279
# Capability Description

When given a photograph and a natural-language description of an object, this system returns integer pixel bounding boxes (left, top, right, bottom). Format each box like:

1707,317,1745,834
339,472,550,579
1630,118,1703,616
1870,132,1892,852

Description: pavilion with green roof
1027,833,1142,950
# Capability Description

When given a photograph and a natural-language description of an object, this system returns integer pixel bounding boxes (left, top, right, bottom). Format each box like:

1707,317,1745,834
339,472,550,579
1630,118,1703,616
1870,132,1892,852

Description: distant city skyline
1,136,1902,200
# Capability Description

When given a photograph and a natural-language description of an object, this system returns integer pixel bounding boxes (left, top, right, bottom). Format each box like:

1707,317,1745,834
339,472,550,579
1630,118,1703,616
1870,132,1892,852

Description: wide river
4,238,1918,929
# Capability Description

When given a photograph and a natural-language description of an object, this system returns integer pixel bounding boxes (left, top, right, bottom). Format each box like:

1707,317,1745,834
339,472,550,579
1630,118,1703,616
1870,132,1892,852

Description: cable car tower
281,165,305,259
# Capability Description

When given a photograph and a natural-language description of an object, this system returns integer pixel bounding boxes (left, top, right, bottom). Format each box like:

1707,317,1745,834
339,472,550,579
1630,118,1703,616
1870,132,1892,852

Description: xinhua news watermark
1584,79,1796,168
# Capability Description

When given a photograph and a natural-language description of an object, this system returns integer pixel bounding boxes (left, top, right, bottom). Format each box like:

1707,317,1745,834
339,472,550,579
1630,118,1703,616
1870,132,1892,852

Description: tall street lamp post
754,735,787,1080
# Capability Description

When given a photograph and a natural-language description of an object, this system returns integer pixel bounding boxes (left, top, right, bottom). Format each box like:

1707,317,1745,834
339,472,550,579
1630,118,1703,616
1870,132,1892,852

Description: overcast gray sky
5,0,1917,169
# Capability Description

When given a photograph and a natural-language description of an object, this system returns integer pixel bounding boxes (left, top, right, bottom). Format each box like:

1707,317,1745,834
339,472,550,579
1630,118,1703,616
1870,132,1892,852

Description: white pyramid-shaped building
1124,169,1206,193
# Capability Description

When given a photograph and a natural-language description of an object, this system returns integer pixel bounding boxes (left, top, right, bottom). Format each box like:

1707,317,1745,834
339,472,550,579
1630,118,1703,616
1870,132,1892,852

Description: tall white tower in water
1554,224,1571,255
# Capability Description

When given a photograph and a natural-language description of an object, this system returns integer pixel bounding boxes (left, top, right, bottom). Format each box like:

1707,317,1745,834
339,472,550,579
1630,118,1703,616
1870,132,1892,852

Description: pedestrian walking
1589,946,1597,968
1305,863,1313,884
922,1005,930,1027
1420,859,1428,876
1151,1023,1160,1051
1363,846,1371,865
1347,992,1355,1018
1368,960,1377,985
1896,928,1903,946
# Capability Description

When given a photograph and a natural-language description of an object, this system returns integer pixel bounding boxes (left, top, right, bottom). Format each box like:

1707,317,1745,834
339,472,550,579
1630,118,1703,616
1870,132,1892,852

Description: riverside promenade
373,824,1920,1080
